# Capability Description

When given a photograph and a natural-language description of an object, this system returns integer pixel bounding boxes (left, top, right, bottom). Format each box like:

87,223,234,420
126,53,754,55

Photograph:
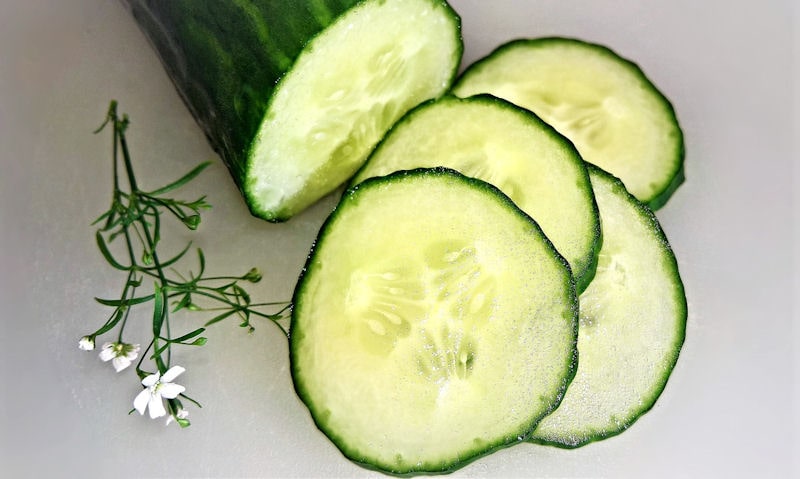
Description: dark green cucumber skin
530,164,687,449
290,167,579,476
454,37,686,210
121,0,363,211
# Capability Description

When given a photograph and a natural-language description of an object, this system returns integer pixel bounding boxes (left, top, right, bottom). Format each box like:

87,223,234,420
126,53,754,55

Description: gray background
1,0,797,477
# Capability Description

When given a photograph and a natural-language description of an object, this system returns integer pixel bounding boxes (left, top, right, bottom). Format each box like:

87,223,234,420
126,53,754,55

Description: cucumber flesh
123,0,462,221
529,165,686,448
351,94,601,292
246,0,462,220
453,37,684,210
291,168,578,474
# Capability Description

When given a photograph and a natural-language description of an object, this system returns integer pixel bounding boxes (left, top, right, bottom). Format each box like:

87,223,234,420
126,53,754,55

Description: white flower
165,407,189,426
133,366,186,419
99,342,140,372
78,336,95,351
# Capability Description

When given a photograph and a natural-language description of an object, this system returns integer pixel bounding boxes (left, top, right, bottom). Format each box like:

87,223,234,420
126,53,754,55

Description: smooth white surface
0,0,796,477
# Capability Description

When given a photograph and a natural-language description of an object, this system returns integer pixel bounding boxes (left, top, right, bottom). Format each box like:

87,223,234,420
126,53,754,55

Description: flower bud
78,336,95,351
182,215,201,230
244,267,262,283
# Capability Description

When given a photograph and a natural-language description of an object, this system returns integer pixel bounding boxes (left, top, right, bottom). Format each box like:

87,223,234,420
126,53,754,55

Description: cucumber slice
123,0,462,221
291,168,578,474
529,165,686,448
350,94,601,292
453,37,684,210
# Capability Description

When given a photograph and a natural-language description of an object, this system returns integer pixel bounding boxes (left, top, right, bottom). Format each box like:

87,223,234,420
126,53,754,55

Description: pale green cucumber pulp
530,165,686,448
453,37,685,209
246,0,462,220
291,168,578,474
351,94,601,292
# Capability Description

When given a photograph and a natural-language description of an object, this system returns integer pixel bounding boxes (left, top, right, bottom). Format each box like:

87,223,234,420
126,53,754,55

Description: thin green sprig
81,101,291,427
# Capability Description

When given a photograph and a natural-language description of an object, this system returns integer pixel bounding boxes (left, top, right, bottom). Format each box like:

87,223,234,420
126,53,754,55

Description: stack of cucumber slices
127,1,686,475
292,35,686,475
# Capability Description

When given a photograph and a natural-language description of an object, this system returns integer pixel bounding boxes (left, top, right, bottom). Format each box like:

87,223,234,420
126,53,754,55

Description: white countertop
0,0,797,477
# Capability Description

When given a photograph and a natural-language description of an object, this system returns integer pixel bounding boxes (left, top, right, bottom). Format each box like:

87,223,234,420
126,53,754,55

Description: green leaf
204,309,236,327
152,340,175,359
152,282,166,337
106,227,126,243
215,281,237,293
92,209,113,227
149,204,162,250
141,241,192,271
95,231,130,271
233,284,251,305
171,328,206,343
196,248,206,278
95,294,154,307
147,162,211,196
188,196,211,211
92,308,125,337
171,293,192,312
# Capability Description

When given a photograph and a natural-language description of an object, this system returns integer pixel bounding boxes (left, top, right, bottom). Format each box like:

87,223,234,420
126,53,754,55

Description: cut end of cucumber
291,168,578,474
244,0,462,221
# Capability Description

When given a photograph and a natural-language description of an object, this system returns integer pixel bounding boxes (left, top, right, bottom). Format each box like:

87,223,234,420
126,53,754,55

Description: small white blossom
165,407,189,426
99,342,140,372
133,366,186,419
78,336,95,351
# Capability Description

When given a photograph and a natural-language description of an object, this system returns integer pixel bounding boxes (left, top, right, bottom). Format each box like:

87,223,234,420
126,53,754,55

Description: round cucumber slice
291,168,578,474
453,37,685,210
529,165,687,448
350,95,601,292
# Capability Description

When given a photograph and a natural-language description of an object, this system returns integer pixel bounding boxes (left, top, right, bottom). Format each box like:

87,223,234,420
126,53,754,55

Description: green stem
116,113,173,373
116,270,137,343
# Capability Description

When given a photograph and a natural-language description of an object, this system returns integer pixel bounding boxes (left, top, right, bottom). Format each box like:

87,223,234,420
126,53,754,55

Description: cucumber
452,37,684,210
530,165,686,448
122,0,462,221
350,94,601,292
291,168,578,474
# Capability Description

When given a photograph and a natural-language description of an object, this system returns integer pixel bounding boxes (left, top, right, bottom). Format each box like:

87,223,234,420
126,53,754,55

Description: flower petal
141,372,160,387
148,395,166,419
112,356,131,372
161,365,185,383
133,389,151,415
125,344,141,360
158,382,185,399
98,344,116,362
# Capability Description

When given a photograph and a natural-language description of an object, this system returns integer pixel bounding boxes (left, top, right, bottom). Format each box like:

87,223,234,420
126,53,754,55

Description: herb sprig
79,101,291,427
